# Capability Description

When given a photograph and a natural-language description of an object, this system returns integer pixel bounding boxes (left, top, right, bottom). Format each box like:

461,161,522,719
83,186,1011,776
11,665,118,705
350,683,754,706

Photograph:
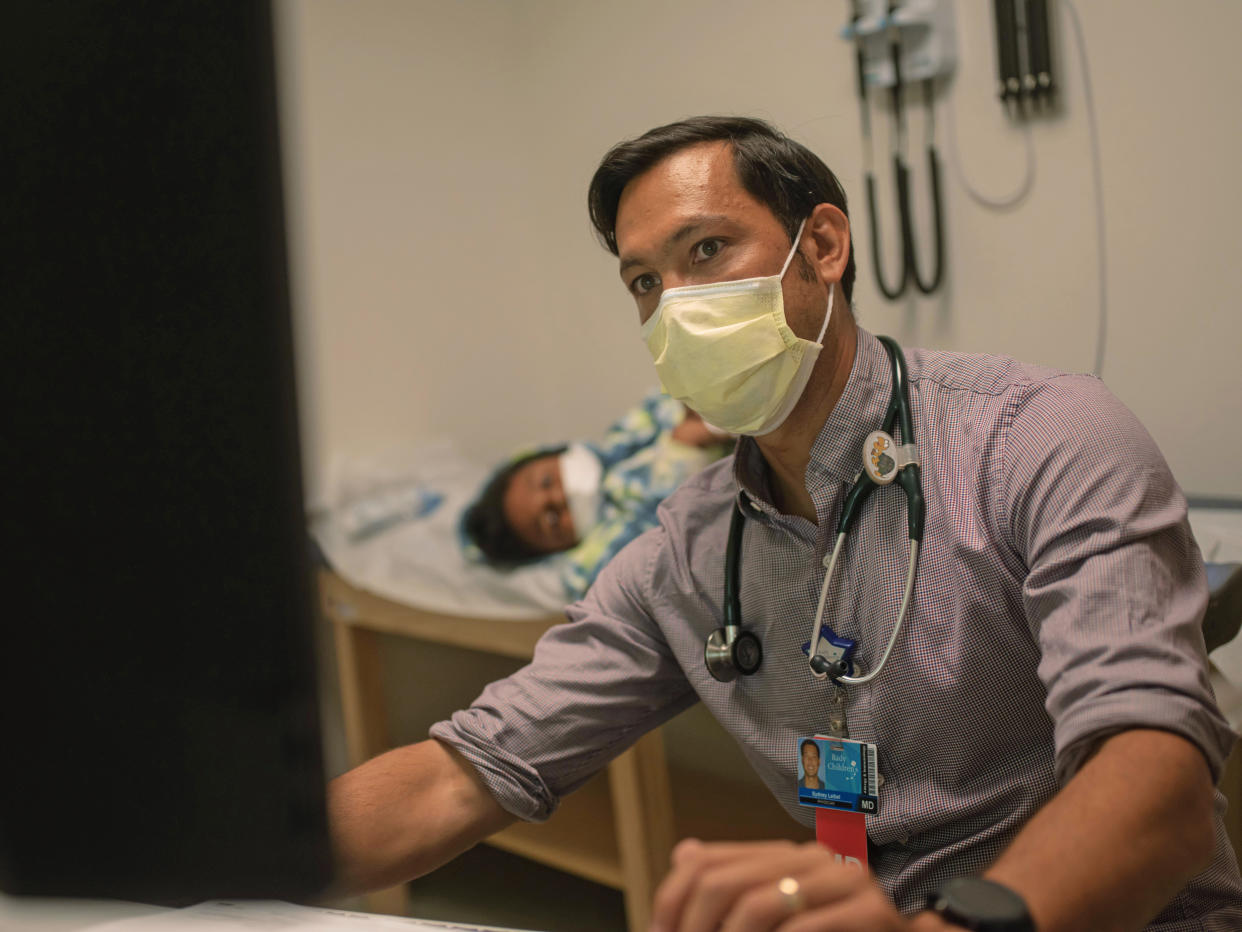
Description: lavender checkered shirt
433,328,1242,927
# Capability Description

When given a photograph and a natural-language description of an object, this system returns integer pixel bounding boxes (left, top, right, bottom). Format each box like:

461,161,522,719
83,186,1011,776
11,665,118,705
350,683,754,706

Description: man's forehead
615,141,756,251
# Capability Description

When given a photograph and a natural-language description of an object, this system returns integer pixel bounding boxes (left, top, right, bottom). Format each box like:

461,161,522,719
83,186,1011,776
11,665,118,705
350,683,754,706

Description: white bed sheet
311,444,568,621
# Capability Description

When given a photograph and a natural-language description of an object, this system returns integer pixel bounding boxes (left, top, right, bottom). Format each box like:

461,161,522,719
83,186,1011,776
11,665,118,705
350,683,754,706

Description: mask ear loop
779,219,835,349
778,217,809,281
814,283,835,346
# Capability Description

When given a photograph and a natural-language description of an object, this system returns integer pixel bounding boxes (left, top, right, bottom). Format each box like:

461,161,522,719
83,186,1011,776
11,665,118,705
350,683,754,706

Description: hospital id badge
796,735,879,815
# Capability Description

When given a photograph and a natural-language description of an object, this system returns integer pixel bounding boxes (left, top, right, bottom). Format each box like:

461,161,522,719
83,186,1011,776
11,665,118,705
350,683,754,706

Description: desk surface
0,895,165,931
0,897,534,931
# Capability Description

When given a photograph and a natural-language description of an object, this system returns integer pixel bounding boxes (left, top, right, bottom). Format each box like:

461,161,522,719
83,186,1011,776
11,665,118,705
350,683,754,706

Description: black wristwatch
926,877,1035,932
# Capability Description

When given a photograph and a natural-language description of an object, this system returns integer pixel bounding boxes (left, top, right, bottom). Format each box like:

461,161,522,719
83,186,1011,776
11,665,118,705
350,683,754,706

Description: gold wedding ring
777,875,805,913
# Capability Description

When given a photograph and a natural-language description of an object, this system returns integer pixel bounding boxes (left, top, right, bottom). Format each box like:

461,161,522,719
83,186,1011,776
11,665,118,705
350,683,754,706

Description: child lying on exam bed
461,392,732,600
314,395,1241,642
311,392,732,616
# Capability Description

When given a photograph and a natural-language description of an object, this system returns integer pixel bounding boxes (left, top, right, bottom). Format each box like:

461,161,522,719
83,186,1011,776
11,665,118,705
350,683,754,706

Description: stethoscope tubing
806,336,923,685
807,537,920,685
707,337,923,687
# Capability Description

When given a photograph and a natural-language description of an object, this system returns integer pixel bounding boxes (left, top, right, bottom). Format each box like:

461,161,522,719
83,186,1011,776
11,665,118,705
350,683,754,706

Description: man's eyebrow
617,214,730,276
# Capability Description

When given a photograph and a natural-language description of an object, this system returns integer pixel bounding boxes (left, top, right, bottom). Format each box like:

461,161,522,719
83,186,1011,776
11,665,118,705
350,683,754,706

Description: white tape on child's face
558,444,602,540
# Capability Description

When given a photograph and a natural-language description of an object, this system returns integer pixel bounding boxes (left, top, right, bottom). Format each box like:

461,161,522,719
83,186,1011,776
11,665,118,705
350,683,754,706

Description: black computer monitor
2,1,334,902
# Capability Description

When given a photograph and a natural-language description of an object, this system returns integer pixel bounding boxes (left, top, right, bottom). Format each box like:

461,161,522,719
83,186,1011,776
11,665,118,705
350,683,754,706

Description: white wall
278,0,1242,504
276,0,1242,797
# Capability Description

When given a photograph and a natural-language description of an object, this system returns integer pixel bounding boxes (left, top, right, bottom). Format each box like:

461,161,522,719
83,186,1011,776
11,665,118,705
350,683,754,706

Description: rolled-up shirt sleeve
1002,374,1236,784
430,526,697,821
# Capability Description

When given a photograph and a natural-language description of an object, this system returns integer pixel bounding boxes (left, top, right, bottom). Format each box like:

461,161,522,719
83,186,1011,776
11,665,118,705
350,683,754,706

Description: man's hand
650,838,950,932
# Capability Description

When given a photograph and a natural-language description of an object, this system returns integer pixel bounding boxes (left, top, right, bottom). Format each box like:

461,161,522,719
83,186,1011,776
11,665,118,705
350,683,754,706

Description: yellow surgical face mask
639,219,833,436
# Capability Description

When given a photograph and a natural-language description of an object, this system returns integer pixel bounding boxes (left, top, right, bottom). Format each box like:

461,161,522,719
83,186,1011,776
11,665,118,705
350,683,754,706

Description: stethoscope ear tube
817,340,922,683
881,335,926,542
830,539,919,686
881,334,916,443
705,338,924,686
723,501,744,630
898,465,925,543
705,504,764,682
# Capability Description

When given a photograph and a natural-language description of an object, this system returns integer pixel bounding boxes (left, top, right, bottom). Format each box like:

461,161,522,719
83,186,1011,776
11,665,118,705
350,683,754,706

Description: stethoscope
704,336,926,685
851,0,945,300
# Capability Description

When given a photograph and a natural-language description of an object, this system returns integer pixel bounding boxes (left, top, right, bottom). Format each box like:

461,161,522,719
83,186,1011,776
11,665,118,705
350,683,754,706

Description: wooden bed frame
318,568,810,932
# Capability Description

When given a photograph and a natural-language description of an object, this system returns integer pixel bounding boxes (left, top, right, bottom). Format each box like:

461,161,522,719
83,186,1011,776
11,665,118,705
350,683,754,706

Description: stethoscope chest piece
705,626,763,682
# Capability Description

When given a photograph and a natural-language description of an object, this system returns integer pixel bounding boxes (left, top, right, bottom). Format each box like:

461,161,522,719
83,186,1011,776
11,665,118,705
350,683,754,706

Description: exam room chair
1205,563,1242,655
1205,562,1242,866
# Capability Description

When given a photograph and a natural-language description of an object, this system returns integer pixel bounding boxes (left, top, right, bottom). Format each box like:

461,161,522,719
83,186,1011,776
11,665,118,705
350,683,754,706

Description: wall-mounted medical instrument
994,0,1056,111
842,0,956,301
704,337,926,686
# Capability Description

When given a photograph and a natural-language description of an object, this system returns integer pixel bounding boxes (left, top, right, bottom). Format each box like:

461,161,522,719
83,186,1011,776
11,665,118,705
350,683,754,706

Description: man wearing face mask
328,117,1241,931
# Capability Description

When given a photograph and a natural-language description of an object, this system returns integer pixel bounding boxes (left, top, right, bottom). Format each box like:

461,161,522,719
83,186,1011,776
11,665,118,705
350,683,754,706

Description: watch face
931,877,1033,931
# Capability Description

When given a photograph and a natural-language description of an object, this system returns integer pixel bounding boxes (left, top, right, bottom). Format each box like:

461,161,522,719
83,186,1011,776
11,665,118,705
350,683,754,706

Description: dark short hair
587,116,856,303
800,739,820,757
462,447,566,566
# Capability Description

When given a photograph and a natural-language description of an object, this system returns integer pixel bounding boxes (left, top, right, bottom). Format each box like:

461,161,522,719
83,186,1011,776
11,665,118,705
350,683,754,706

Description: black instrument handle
994,0,1020,103
908,143,945,295
866,165,909,301
1026,0,1054,101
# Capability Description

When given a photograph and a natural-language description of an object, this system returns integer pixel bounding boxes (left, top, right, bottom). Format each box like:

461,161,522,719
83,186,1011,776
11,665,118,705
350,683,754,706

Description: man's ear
804,202,850,287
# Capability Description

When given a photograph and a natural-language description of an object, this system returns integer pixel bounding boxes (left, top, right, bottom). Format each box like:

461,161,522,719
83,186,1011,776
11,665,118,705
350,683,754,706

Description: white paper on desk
82,900,542,932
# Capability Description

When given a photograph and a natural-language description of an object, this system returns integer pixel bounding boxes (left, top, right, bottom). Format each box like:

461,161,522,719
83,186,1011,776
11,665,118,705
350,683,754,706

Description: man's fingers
654,840,802,932
775,889,905,932
718,863,873,932
653,841,856,932
676,853,808,932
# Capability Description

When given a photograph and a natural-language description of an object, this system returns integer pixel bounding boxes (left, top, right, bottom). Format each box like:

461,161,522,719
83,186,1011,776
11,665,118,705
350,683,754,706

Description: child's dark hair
462,446,566,566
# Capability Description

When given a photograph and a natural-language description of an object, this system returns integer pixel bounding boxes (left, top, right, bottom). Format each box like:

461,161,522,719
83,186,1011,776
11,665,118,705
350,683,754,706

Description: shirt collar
734,328,892,512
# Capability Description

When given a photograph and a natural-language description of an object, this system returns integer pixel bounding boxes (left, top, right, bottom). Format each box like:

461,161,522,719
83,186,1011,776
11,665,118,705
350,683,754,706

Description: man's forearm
982,728,1216,932
327,738,514,894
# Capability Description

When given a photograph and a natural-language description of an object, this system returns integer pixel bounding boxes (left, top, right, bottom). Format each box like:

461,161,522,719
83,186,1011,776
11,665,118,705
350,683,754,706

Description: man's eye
693,239,723,262
631,272,658,296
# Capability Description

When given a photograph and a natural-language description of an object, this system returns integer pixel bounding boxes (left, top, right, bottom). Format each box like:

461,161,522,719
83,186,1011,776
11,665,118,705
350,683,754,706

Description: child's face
502,454,579,554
